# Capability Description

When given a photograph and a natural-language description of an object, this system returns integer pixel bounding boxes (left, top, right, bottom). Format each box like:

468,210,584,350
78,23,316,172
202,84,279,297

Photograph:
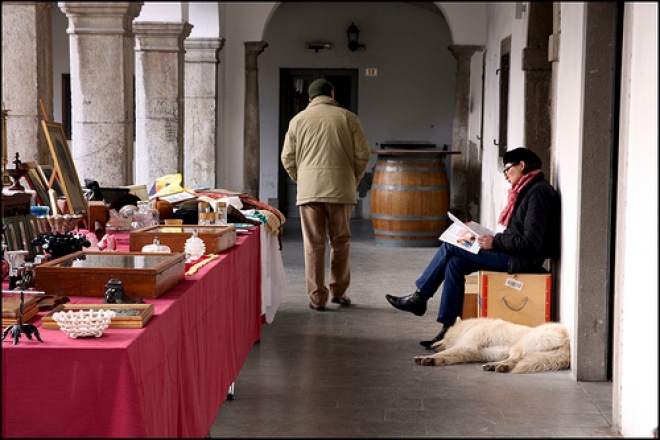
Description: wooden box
477,271,552,326
88,200,108,229
129,225,237,254
34,251,186,298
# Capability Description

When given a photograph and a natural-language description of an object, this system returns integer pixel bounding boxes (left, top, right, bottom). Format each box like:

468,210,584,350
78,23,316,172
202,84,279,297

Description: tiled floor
210,218,618,437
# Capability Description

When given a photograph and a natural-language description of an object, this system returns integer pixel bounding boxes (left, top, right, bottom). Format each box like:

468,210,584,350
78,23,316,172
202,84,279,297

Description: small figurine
103,279,142,304
98,231,117,251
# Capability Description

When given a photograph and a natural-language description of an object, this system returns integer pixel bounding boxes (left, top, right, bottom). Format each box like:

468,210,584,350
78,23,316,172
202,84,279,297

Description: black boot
420,325,449,349
385,291,428,316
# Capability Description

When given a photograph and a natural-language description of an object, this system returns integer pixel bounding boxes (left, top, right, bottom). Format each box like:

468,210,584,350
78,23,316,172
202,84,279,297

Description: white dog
413,317,570,373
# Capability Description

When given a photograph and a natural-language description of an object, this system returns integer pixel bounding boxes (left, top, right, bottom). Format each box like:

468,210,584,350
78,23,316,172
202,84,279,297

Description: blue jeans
415,242,509,326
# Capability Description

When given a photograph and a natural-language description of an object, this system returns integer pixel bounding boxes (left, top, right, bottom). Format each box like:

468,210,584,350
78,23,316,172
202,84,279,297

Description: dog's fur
413,317,570,373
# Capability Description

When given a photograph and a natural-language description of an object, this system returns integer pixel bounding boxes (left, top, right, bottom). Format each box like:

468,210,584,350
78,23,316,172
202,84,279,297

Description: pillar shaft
184,37,223,189
59,2,142,186
244,41,268,199
448,44,483,221
134,21,193,186
2,1,53,167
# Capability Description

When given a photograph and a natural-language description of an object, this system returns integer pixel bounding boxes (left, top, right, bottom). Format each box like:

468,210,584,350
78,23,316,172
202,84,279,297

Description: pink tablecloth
2,228,261,438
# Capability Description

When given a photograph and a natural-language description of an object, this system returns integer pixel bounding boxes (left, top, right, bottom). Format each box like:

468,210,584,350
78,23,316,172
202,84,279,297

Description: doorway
278,68,359,218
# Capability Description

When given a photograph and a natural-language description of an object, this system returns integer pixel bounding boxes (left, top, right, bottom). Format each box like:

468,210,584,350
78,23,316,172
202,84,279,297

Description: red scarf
498,169,541,226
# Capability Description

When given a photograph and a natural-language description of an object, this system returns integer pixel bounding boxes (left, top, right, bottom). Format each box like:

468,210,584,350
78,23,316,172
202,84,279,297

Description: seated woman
385,147,560,348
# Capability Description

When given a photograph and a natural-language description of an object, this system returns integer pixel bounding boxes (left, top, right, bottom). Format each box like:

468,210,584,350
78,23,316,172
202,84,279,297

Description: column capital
185,38,225,63
134,22,193,52
244,41,268,71
447,44,484,60
58,2,142,34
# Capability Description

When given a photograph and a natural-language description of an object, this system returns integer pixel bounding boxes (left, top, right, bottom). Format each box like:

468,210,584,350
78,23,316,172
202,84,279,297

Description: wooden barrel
370,152,450,247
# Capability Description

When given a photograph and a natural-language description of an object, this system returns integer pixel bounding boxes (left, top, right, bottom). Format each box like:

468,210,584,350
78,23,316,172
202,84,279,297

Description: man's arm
281,129,298,182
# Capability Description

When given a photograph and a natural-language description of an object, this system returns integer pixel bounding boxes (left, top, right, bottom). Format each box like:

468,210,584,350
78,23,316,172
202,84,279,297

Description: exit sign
365,68,378,77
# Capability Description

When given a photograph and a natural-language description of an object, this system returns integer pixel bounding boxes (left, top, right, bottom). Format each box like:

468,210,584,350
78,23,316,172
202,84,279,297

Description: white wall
479,3,530,232
257,2,456,209
613,3,659,437
52,6,69,127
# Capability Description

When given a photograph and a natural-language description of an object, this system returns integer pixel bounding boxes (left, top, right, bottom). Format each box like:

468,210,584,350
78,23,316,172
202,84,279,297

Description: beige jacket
281,96,371,205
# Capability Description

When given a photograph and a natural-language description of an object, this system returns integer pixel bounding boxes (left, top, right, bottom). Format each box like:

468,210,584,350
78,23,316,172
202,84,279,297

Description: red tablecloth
2,228,261,438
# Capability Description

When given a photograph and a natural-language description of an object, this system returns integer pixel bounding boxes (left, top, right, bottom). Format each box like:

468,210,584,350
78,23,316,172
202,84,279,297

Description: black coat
493,172,561,273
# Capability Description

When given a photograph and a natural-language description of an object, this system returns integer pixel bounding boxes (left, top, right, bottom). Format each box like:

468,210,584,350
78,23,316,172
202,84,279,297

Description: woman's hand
477,234,495,250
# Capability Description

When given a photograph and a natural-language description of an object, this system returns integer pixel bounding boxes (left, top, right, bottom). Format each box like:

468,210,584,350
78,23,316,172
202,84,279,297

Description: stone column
243,41,268,199
133,21,193,186
59,2,142,187
183,37,224,189
2,2,53,166
448,44,483,221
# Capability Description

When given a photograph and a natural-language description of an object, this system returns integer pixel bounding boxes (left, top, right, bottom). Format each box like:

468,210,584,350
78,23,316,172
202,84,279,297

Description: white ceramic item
51,309,116,338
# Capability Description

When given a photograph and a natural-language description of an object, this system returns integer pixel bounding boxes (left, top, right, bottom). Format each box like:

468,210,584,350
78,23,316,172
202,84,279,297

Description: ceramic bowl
51,309,116,338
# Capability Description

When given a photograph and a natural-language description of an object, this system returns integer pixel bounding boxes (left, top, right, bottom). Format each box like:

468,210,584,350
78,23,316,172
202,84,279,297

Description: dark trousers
415,242,509,326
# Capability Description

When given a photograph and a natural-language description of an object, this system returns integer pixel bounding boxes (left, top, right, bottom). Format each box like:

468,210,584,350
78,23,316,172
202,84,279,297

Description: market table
2,226,262,438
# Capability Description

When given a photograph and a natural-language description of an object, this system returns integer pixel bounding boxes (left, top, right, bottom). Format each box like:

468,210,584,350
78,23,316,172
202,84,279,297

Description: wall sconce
346,22,365,52
305,42,333,53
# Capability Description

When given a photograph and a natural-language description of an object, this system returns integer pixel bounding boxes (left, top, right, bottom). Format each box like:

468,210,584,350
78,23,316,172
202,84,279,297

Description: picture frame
41,120,88,217
23,161,50,206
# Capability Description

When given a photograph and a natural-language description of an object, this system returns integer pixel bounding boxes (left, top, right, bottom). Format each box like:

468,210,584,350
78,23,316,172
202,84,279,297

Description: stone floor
210,218,618,438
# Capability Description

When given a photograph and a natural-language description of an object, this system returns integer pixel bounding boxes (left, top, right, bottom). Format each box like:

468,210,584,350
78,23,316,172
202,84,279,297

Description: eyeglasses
503,163,519,176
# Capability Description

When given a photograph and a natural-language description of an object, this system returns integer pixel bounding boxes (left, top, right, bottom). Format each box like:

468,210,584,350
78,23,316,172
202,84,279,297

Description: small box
477,271,551,326
34,251,186,298
129,225,237,254
88,200,108,229
462,273,479,319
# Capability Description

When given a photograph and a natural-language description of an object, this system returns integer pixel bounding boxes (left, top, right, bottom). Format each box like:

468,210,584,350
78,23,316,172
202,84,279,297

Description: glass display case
34,251,186,298
129,225,237,254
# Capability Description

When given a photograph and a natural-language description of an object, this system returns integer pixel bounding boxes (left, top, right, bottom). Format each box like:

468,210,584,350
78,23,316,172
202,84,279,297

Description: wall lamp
346,22,365,52
306,42,333,53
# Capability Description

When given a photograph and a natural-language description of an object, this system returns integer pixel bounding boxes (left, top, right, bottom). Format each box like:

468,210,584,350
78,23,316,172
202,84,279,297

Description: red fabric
498,169,541,226
2,228,262,438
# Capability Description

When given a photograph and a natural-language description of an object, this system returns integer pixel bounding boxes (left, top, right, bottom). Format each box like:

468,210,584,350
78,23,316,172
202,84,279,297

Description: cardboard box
462,273,479,319
477,271,551,326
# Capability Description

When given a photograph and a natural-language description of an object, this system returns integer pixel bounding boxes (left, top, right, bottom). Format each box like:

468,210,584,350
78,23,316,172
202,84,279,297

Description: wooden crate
477,271,551,326
129,225,237,254
34,251,185,298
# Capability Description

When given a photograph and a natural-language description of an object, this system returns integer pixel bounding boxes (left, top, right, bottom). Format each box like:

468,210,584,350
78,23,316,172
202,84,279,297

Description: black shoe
385,292,428,316
420,326,449,349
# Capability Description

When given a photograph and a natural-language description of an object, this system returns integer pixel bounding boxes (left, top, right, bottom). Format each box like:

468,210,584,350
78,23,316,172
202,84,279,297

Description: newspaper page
438,212,496,254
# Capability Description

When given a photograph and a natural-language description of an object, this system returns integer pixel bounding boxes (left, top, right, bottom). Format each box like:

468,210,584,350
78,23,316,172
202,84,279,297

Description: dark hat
502,147,542,169
308,78,335,99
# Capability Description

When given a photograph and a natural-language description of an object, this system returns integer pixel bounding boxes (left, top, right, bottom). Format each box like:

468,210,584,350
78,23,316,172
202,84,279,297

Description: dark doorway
278,68,358,218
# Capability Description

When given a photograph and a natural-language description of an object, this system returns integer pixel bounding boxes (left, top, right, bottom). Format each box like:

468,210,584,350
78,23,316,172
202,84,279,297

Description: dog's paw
413,355,436,366
482,363,496,371
495,364,510,373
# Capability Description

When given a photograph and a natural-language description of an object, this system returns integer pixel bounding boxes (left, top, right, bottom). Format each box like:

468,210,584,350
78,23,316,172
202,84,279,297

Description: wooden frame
1,215,37,260
2,218,20,252
41,120,88,217
40,164,64,197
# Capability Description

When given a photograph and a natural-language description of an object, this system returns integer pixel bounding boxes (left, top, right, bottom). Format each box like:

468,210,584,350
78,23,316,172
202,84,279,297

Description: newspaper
439,212,496,254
